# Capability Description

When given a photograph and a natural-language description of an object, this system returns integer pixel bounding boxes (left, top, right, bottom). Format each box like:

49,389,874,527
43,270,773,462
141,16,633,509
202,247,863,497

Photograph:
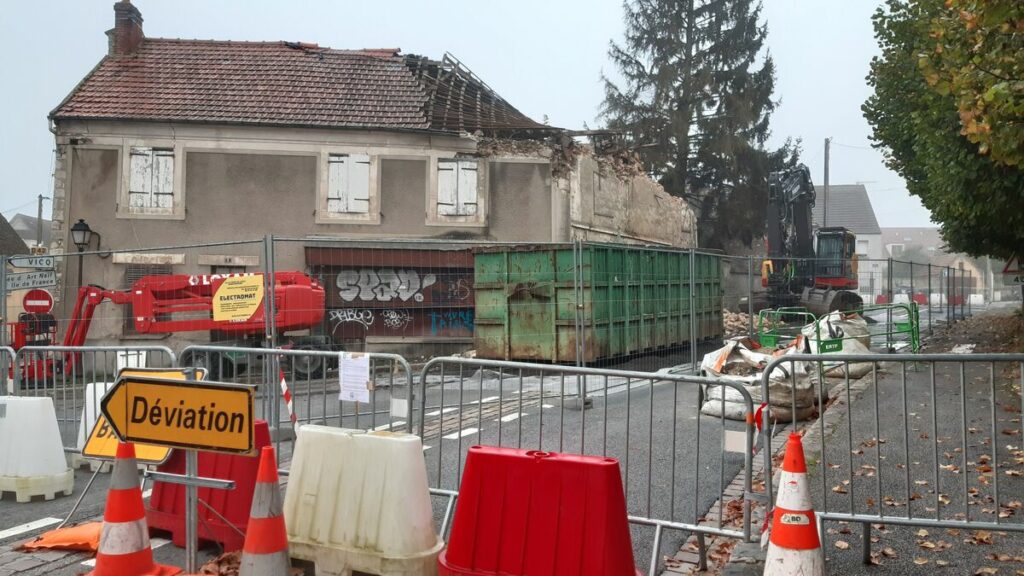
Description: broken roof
51,39,556,137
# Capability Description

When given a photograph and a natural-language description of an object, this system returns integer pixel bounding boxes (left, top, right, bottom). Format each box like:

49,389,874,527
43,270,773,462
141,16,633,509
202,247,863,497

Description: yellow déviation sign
212,274,265,322
83,368,206,463
101,373,255,454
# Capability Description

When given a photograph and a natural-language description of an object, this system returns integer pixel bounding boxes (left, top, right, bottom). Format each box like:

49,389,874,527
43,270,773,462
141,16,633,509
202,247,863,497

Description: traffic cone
89,442,180,576
239,446,290,576
763,433,824,575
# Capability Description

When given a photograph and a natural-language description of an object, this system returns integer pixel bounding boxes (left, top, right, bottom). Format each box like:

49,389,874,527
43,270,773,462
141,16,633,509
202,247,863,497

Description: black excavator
761,164,863,316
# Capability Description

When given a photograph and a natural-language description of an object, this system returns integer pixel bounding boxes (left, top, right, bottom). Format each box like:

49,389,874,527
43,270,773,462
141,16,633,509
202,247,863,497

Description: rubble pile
723,309,752,337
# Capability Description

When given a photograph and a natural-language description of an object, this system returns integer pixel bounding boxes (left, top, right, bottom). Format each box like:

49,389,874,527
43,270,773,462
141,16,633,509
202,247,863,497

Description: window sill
116,210,185,221
425,219,487,228
315,213,381,225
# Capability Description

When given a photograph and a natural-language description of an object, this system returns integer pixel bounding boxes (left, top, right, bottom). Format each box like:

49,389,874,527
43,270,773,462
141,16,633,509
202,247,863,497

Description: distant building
882,227,1001,303
9,213,51,248
810,184,885,298
2,215,32,326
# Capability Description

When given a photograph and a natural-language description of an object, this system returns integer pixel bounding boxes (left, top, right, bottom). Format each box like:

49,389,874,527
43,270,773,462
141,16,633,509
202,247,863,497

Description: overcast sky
0,0,934,229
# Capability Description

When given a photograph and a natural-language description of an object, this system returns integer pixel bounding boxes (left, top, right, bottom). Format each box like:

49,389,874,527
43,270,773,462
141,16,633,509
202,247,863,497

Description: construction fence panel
177,345,414,459
417,357,758,574
0,346,12,396
10,345,176,454
760,353,1024,564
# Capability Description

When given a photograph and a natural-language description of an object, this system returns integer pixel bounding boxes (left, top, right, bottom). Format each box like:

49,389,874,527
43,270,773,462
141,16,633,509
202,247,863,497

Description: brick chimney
106,0,144,56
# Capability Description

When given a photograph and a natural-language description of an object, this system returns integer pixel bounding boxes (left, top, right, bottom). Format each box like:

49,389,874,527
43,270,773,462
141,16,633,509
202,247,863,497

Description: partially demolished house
48,0,696,351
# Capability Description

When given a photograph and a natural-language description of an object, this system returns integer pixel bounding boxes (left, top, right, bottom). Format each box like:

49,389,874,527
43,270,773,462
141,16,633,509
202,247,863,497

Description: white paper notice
339,352,371,403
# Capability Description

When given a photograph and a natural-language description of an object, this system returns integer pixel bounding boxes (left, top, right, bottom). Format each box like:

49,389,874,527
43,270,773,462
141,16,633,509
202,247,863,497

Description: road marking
480,396,500,403
372,420,405,431
423,445,433,451
498,412,525,423
542,404,554,409
0,517,61,541
82,538,171,566
442,427,479,440
425,407,458,417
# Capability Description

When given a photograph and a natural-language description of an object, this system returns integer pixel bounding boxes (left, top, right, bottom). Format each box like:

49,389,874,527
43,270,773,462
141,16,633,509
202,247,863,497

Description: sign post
101,372,254,572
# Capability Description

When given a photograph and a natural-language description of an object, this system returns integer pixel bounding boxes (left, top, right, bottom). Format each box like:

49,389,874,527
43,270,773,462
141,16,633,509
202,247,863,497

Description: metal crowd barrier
178,345,415,457
761,353,1024,563
417,357,758,573
10,345,176,452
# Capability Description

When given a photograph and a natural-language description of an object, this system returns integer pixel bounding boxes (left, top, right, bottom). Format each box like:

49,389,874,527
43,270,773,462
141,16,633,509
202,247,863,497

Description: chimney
106,0,144,56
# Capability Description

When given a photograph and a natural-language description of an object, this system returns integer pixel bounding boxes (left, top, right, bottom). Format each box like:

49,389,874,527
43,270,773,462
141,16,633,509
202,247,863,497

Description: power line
1,199,37,215
831,141,876,151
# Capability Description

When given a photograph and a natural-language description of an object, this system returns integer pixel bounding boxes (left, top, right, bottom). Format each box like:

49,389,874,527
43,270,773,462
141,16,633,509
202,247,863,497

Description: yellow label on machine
212,275,264,322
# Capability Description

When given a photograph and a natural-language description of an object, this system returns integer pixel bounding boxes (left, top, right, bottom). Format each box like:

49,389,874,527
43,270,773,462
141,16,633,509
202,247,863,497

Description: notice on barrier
212,275,264,322
339,352,371,403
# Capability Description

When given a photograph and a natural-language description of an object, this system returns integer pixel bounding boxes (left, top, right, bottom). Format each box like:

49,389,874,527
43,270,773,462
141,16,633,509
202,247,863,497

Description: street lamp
70,219,93,290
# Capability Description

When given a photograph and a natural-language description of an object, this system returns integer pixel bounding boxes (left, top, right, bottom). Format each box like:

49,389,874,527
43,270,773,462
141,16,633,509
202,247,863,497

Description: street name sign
6,255,54,269
5,270,57,291
101,374,255,454
83,368,208,463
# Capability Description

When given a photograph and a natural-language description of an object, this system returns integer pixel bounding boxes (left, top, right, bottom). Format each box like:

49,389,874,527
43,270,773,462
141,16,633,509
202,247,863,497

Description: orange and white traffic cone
89,442,180,576
763,433,824,575
239,446,290,576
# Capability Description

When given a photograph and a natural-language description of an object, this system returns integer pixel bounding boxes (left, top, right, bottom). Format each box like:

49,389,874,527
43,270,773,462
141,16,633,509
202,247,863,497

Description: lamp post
70,219,93,290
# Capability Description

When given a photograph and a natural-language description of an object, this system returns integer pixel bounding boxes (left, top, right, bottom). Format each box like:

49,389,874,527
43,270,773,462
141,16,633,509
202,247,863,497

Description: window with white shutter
437,159,479,216
327,154,371,215
128,147,175,213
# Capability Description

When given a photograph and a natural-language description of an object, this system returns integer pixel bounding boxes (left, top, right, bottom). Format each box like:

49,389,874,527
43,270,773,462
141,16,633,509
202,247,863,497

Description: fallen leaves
969,530,994,545
914,557,930,565
834,540,850,550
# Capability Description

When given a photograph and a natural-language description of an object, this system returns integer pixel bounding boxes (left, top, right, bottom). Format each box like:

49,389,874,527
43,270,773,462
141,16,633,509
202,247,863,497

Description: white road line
442,427,479,440
82,538,171,566
372,420,405,431
498,412,525,423
0,517,61,541
480,396,500,403
425,407,458,417
423,445,433,451
542,404,554,409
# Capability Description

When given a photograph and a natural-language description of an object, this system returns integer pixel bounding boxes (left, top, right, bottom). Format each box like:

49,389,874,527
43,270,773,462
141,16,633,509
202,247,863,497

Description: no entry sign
23,289,53,313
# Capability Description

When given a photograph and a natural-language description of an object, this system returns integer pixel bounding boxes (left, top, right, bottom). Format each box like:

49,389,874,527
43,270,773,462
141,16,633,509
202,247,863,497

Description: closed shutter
327,154,370,214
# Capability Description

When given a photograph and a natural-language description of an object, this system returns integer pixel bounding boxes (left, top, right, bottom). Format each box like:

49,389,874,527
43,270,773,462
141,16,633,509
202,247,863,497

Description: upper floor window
128,147,174,212
437,159,479,217
118,143,183,220
327,154,370,215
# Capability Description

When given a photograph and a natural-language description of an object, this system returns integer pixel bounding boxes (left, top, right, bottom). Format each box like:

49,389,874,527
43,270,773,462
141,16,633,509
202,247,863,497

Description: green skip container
474,243,722,363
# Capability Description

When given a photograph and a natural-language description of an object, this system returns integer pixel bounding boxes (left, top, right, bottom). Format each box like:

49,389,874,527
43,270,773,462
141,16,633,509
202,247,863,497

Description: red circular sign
23,289,54,313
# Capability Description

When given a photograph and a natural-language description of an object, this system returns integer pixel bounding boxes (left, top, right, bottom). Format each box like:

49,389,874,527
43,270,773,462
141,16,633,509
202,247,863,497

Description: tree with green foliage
601,0,800,248
921,0,1024,167
863,0,1024,259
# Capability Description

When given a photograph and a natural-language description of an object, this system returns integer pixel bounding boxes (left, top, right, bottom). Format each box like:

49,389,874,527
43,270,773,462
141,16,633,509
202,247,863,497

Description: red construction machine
8,272,327,382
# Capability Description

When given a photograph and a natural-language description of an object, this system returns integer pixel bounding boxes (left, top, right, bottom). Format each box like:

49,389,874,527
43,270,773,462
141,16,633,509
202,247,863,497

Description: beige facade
49,120,695,346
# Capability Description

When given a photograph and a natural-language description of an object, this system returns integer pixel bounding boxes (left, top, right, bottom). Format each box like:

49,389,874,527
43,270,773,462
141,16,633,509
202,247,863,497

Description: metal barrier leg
861,522,872,565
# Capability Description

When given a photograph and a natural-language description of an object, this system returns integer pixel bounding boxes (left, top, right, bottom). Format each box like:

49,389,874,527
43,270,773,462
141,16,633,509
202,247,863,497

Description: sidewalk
719,308,1024,575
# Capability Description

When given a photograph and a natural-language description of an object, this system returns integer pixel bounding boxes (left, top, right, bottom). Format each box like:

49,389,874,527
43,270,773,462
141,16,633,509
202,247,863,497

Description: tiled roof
51,40,553,136
810,184,882,235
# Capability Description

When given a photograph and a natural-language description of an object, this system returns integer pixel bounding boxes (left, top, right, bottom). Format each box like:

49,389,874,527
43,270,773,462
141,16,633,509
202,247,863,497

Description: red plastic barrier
439,446,641,576
146,419,271,551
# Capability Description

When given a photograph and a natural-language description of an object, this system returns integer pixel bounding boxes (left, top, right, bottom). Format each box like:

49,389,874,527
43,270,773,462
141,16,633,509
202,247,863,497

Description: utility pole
36,194,49,252
823,137,831,227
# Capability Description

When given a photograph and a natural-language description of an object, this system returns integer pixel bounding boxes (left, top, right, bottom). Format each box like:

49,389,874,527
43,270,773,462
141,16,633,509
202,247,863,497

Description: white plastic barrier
284,426,443,576
0,397,74,502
